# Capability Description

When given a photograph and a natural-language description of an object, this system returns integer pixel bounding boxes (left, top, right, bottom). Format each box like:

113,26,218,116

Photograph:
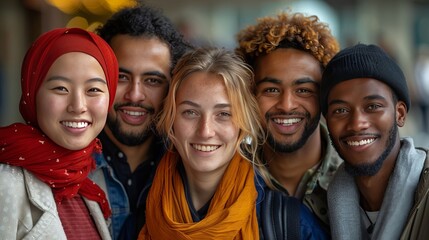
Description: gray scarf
328,137,425,240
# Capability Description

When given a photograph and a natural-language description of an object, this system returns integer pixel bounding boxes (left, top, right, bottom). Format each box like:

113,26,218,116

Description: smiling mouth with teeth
122,110,146,116
192,144,220,152
346,138,375,146
62,121,89,128
273,118,302,126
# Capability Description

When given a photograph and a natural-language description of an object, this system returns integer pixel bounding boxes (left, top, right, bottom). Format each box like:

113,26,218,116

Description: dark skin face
326,78,407,175
254,48,322,153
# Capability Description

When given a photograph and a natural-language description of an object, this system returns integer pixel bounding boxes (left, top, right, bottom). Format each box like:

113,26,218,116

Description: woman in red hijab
0,28,118,240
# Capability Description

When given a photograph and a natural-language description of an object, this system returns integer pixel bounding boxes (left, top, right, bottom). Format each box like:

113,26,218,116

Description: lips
118,108,150,125
340,133,379,150
122,109,147,116
61,121,89,129
269,116,304,135
191,144,220,152
346,138,376,146
272,117,302,126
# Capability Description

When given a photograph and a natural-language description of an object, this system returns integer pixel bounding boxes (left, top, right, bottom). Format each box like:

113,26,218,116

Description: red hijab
0,28,118,218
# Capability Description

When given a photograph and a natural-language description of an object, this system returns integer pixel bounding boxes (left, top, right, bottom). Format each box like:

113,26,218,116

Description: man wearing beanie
321,43,429,239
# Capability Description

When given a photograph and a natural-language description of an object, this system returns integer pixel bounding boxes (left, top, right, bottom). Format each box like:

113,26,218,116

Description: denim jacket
90,153,129,240
89,133,165,240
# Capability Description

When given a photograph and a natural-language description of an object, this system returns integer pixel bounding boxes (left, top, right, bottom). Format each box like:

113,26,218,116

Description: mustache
113,102,155,114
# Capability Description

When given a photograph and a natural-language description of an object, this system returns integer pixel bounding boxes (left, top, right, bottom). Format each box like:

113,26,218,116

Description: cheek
222,126,240,159
36,95,63,140
89,97,110,119
221,124,240,143
257,99,272,115
149,88,169,111
172,119,190,151
327,119,343,139
173,117,194,135
302,97,320,112
36,94,63,121
114,85,128,101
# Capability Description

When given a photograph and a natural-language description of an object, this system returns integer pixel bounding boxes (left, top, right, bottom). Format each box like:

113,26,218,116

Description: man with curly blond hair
236,12,342,230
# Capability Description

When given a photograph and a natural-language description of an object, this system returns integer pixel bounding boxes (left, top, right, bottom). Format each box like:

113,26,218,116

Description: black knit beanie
320,43,410,115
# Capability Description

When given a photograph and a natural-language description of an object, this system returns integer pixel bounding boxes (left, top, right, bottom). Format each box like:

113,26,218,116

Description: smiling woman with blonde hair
138,48,328,239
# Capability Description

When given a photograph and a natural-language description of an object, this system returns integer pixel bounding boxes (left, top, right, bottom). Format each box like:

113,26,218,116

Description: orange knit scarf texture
139,151,259,239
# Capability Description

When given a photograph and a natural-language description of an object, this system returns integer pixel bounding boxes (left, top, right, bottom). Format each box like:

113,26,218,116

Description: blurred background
1,0,428,146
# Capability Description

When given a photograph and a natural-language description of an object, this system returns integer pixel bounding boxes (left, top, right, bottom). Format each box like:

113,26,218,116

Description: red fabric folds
0,28,118,218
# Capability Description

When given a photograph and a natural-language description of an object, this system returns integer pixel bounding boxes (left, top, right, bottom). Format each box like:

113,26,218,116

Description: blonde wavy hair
157,48,266,173
236,12,340,68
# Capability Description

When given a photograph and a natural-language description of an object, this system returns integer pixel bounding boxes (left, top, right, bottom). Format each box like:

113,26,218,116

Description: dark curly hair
236,12,339,68
97,5,192,71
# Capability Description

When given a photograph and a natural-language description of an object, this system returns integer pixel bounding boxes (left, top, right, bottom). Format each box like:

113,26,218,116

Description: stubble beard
106,113,154,146
338,120,398,177
266,111,320,153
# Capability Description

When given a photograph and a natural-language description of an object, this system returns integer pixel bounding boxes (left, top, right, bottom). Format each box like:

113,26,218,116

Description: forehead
253,48,322,82
328,78,394,102
46,52,102,74
176,72,227,100
109,35,171,61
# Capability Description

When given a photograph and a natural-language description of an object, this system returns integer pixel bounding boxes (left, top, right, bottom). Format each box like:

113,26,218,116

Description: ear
396,101,407,127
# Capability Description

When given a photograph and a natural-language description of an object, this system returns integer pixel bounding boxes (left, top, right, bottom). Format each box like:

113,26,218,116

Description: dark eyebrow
46,76,107,84
328,99,347,107
256,76,319,87
295,77,319,87
256,77,281,86
179,100,231,109
364,95,387,101
328,94,387,107
119,67,167,80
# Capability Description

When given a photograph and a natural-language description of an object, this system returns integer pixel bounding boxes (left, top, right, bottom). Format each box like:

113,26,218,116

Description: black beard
106,114,154,146
107,114,153,146
266,111,320,153
342,121,398,177
106,103,156,146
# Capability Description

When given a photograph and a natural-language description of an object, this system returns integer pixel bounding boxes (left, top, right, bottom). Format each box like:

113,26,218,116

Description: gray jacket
401,147,429,240
0,164,111,240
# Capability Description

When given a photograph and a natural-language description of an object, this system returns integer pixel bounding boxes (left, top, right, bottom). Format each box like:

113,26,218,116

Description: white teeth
273,118,301,126
123,110,145,116
192,144,220,152
62,121,88,128
347,138,375,146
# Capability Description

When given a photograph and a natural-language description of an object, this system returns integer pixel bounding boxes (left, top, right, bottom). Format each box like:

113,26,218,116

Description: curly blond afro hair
236,12,339,68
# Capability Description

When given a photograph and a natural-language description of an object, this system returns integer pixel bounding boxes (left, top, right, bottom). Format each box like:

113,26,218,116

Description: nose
124,79,146,102
347,110,370,132
197,117,215,138
276,91,298,112
67,91,87,114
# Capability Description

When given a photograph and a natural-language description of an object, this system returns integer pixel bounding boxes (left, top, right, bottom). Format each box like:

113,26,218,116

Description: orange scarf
139,151,259,239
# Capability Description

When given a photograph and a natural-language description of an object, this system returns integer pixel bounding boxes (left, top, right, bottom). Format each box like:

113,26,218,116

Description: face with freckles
254,48,322,153
36,52,109,150
325,78,406,176
172,72,239,177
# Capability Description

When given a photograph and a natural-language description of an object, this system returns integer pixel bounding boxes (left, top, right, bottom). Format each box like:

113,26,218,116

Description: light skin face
106,35,171,146
36,52,109,150
326,78,406,174
254,48,322,152
173,72,239,180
